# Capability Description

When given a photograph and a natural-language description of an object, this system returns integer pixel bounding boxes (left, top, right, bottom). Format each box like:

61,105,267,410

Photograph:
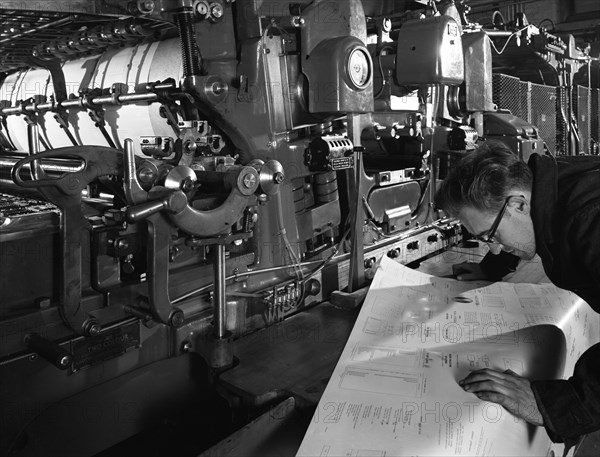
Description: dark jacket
481,153,600,445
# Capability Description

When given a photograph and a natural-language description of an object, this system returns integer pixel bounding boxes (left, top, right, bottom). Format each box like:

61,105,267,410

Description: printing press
0,0,598,455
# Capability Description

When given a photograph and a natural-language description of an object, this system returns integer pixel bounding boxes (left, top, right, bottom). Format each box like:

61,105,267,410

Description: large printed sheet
297,256,599,457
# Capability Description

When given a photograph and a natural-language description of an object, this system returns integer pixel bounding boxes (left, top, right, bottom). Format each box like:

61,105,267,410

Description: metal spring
175,12,202,77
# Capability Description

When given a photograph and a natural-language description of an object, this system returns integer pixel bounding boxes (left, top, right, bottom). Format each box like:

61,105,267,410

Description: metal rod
0,92,159,116
213,244,227,339
0,16,76,45
483,30,516,38
0,156,84,173
27,124,43,181
172,222,438,305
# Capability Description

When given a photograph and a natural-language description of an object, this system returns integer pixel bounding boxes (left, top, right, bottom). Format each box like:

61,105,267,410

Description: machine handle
24,333,73,370
125,190,188,223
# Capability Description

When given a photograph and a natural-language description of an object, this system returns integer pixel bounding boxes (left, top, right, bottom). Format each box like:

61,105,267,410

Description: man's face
457,198,536,260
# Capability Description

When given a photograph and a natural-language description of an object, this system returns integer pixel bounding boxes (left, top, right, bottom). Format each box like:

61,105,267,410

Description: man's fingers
460,368,508,384
474,391,506,404
460,379,513,397
457,369,544,426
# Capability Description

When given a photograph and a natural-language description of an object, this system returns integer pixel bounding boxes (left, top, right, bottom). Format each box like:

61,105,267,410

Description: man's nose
488,242,504,255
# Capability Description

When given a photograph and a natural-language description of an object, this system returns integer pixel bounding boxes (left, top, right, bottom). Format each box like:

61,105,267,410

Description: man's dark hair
434,140,533,216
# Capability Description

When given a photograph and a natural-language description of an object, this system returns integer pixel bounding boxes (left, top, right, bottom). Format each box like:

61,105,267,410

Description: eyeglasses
471,195,524,243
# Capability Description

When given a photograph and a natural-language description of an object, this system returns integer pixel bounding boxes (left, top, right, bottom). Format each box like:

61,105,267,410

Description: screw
182,341,192,352
242,173,257,189
273,172,284,184
115,238,129,250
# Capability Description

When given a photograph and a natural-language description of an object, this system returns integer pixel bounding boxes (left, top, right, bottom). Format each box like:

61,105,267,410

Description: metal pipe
213,244,227,339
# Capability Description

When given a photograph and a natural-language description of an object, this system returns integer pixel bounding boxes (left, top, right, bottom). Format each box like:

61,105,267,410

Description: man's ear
510,196,530,215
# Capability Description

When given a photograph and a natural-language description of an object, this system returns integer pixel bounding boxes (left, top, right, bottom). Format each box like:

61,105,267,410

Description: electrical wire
492,10,505,27
374,45,395,99
538,18,555,30
274,190,304,283
487,25,531,55
303,225,352,281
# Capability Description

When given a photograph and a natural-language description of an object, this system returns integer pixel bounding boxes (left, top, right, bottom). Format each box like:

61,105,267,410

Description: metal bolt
36,297,51,309
184,141,195,153
211,81,225,95
242,173,257,189
182,341,192,352
181,177,195,192
59,355,72,367
138,0,155,12
138,167,155,184
273,172,284,184
87,323,101,337
115,238,129,250
170,310,185,327
210,3,224,19
196,1,209,16
383,18,392,32
169,246,180,262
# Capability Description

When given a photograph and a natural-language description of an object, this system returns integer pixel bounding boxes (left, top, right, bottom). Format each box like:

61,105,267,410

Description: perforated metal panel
573,85,591,154
492,73,528,120
530,82,558,154
492,73,566,155
592,88,599,153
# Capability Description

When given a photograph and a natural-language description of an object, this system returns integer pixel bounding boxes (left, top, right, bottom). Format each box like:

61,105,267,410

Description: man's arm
531,206,600,443
532,344,600,443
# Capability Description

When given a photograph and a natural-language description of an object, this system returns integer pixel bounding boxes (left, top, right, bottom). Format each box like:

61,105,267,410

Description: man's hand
459,368,544,426
452,261,489,280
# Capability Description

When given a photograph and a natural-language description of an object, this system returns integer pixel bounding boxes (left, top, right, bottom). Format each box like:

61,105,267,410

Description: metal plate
70,321,141,373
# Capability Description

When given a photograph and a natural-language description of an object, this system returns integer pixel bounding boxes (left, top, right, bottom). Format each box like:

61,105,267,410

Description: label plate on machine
70,321,141,373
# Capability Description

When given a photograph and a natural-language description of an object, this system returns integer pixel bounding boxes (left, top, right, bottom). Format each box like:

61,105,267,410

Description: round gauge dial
347,48,370,88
